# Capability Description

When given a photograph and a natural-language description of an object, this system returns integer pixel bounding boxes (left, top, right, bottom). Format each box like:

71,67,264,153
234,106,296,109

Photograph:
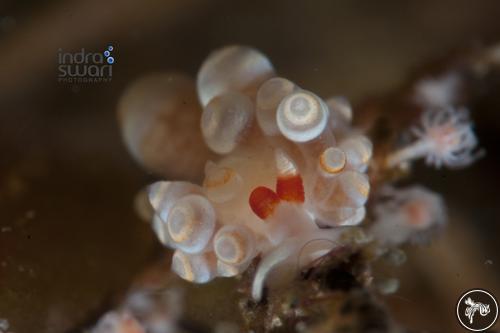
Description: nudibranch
145,46,372,300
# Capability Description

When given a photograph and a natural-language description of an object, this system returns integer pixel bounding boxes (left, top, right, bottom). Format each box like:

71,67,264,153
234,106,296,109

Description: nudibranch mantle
146,46,372,300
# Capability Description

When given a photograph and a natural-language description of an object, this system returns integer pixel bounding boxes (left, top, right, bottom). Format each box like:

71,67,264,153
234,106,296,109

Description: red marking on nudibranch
276,175,305,203
249,186,280,219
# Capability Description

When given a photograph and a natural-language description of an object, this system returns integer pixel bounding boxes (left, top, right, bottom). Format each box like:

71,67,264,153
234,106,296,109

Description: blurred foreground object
118,73,215,181
91,288,182,333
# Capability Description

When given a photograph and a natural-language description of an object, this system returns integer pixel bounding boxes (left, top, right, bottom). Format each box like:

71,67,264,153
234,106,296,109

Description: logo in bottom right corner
457,289,498,331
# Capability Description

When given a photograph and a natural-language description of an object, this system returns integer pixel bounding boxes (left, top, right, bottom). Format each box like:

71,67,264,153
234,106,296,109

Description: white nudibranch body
146,46,371,300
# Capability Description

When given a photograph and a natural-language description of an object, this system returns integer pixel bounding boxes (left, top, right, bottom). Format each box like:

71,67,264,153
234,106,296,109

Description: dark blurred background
0,0,499,332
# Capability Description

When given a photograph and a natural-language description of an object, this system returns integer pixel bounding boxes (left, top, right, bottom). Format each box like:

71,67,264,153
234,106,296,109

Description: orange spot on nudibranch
276,175,305,203
249,186,280,219
203,167,234,188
